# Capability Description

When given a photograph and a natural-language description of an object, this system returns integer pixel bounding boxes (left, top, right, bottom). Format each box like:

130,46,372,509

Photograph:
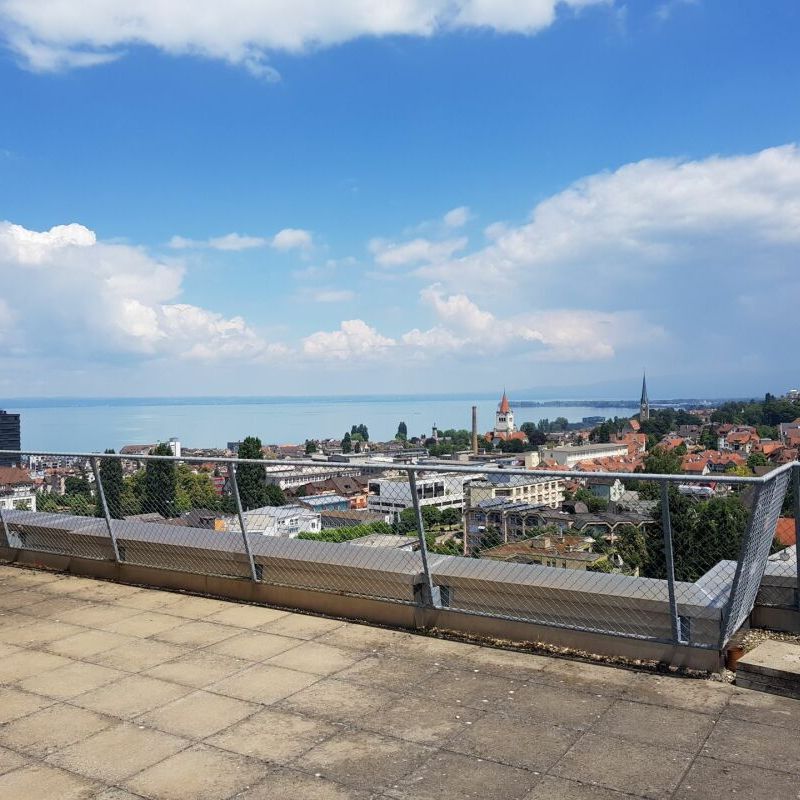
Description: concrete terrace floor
1,566,800,800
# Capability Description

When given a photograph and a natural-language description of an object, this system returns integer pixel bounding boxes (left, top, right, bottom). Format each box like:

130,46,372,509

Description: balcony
1,450,798,675
2,563,800,799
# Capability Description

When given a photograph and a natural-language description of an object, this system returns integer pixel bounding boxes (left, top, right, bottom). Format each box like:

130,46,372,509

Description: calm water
2,396,635,453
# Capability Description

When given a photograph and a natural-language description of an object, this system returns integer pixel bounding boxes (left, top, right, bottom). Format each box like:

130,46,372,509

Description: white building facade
367,473,470,518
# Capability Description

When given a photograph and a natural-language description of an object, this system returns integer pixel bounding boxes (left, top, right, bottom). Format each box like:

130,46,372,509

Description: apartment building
467,472,564,509
367,473,469,518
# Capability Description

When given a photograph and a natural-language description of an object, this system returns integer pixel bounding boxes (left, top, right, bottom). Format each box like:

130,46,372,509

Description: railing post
90,456,121,563
660,482,682,644
230,463,259,583
794,464,800,611
407,469,440,608
0,502,10,548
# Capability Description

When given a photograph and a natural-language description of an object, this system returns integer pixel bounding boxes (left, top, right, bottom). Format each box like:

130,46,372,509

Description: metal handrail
1,450,792,485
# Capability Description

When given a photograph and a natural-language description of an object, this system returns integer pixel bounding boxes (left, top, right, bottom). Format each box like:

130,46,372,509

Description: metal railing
0,449,796,656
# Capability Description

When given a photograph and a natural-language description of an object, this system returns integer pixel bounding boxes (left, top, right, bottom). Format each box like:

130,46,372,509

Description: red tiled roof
0,467,33,486
774,518,796,547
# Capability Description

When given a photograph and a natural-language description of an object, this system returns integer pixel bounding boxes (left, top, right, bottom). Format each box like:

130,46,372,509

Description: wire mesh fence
0,449,796,652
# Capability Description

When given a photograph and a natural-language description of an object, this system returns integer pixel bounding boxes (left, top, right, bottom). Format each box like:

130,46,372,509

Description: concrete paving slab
72,674,191,719
43,628,135,659
236,767,373,800
523,776,637,799
45,722,189,783
155,595,232,619
98,610,186,638
295,730,432,793
360,693,481,746
277,677,397,724
449,712,578,771
0,763,99,799
0,649,72,682
152,620,242,647
0,686,53,723
266,641,362,675
90,637,188,672
135,689,258,739
387,749,539,800
204,603,290,629
724,685,800,730
702,717,800,774
16,660,125,700
207,708,338,763
208,663,320,704
208,630,301,661
124,743,269,800
0,703,114,758
500,681,613,731
262,613,347,640
0,744,29,775
551,732,694,799
593,699,715,751
143,649,251,688
674,756,800,799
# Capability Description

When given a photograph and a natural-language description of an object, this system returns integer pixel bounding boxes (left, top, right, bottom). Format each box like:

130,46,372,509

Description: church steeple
640,371,650,421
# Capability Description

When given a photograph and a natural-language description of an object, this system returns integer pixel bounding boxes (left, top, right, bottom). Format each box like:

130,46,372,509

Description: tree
396,421,408,441
643,447,683,475
520,423,546,447
354,440,362,454
554,416,570,432
236,436,268,510
699,427,718,451
643,491,749,582
440,507,462,526
747,452,768,471
264,484,287,506
175,465,220,512
304,439,317,455
341,432,352,453
65,475,91,498
143,443,178,517
96,449,124,519
574,487,608,513
615,524,648,574
350,424,369,441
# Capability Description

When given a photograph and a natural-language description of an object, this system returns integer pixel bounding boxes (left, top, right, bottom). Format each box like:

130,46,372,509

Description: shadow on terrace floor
0,564,799,800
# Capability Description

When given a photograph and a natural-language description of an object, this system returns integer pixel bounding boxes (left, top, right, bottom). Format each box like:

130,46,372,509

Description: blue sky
1,1,799,399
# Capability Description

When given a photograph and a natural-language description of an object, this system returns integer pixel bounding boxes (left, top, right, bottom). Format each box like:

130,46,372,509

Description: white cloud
0,1,607,75
272,228,313,251
421,144,800,295
302,319,396,360
443,206,471,228
369,236,467,266
0,220,282,362
406,286,662,361
169,232,267,251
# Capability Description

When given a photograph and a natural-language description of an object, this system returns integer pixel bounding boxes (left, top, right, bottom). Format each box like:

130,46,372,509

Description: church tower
494,390,516,436
640,372,650,422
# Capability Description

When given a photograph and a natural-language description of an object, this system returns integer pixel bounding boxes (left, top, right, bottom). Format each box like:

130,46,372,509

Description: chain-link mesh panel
0,453,115,561
247,468,427,603
719,468,791,646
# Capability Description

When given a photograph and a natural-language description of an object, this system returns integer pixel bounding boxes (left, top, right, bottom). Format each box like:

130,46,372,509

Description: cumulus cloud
400,285,660,361
0,220,282,362
272,228,313,251
0,1,607,75
369,236,468,266
302,319,396,360
421,145,800,295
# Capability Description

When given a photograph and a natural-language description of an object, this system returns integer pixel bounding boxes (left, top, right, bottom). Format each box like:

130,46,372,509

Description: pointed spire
640,371,650,421
499,389,510,414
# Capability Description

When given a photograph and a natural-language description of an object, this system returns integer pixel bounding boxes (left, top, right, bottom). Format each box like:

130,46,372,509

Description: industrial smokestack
471,405,478,454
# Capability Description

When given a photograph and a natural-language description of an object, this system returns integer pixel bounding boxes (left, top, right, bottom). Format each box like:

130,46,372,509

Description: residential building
585,477,625,504
298,494,350,513
468,473,564,509
0,467,36,512
538,442,629,468
229,505,321,537
367,472,469,518
0,410,21,467
264,464,362,491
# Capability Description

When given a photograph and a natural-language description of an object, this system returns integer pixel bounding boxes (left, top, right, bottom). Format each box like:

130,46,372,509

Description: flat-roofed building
367,473,469,519
538,442,629,468
468,472,564,509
